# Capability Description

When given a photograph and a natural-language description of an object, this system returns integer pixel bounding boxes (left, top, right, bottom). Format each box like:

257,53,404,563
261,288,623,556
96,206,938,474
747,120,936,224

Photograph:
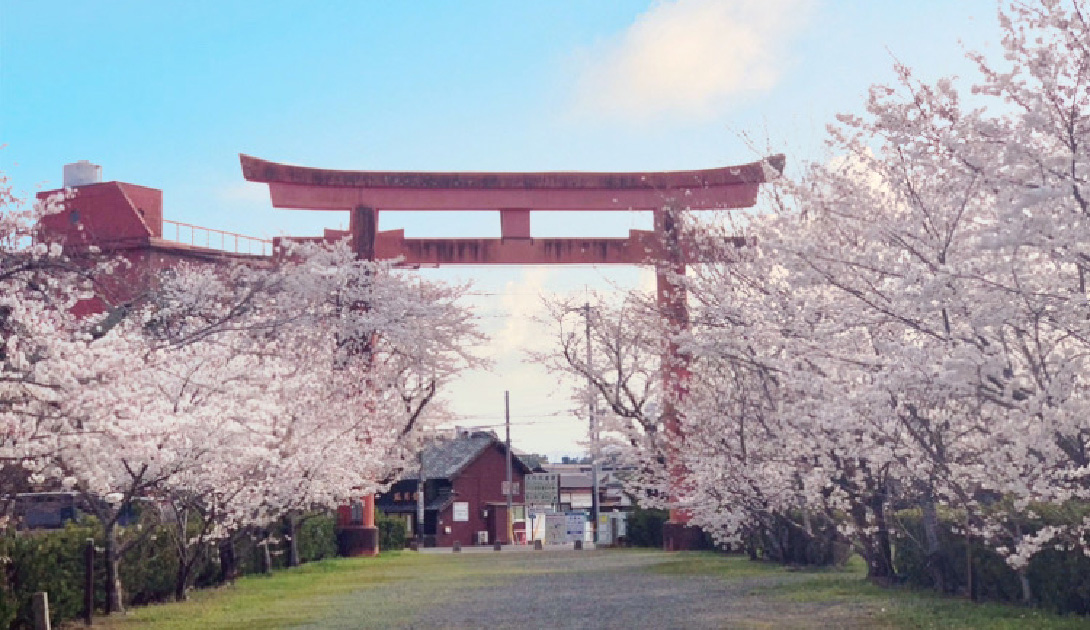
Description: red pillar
655,205,702,551
336,206,382,557
337,495,380,557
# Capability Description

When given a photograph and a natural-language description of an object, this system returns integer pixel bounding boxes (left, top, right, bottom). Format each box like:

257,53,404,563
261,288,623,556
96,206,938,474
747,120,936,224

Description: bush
739,513,848,567
626,507,668,547
296,513,337,562
893,509,1090,615
376,511,406,551
119,516,180,605
0,510,340,628
0,520,99,630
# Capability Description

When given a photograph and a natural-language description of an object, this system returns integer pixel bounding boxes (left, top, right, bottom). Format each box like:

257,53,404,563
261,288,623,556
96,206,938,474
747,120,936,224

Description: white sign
544,514,567,545
566,512,586,542
453,502,469,522
525,473,559,506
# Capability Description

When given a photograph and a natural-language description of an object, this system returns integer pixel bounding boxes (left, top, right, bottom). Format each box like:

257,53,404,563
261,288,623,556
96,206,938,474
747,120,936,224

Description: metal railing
162,219,271,256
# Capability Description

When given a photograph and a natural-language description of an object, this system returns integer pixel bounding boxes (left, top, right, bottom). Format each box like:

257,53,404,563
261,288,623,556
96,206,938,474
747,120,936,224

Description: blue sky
1,0,1004,458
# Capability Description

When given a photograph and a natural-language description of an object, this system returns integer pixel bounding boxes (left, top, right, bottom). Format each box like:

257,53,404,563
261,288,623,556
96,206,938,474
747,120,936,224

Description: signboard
525,473,559,506
544,514,567,545
598,513,612,545
566,511,586,542
453,501,469,522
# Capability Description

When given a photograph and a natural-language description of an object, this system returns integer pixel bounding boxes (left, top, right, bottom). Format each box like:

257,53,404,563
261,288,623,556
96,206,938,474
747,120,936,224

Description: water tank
63,160,102,187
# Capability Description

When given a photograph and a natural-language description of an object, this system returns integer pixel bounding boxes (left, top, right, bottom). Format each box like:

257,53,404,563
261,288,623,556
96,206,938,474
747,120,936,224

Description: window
501,481,520,495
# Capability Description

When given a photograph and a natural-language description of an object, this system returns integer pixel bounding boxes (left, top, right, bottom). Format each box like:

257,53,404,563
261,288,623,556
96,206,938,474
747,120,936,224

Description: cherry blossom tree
2,189,483,608
549,0,1090,593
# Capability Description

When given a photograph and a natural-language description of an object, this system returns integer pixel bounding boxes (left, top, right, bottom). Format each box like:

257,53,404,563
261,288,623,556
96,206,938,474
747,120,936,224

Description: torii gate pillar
654,204,705,551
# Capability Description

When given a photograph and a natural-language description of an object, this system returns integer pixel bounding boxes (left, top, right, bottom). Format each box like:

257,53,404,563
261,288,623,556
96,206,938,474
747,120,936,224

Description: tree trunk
870,494,895,582
854,494,895,583
285,514,301,568
103,521,124,614
218,538,237,584
921,494,948,593
1018,568,1032,604
260,538,273,574
745,528,758,560
174,562,190,601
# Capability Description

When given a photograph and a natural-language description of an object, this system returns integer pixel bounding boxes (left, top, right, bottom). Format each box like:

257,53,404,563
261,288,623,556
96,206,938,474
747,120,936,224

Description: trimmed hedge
0,511,340,629
296,514,338,562
626,507,668,547
893,510,1090,615
376,511,407,551
0,521,98,629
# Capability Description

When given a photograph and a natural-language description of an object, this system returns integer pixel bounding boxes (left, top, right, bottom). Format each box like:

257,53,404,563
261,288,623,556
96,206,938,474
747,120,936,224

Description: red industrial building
35,164,270,317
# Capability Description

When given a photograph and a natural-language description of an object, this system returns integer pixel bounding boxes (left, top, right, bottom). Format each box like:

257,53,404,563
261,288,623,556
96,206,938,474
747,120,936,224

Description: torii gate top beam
240,154,784,212
241,153,783,266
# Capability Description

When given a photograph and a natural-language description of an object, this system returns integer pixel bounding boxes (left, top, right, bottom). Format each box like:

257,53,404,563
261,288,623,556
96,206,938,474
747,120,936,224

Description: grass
75,550,1087,629
773,577,1090,629
647,552,1087,629
81,551,580,630
84,554,407,630
84,551,501,630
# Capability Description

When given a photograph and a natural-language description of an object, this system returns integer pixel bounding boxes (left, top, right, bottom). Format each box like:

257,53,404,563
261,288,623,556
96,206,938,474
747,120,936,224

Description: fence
162,220,271,256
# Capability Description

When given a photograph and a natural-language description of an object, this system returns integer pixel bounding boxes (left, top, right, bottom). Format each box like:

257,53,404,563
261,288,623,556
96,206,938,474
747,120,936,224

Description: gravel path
299,551,888,630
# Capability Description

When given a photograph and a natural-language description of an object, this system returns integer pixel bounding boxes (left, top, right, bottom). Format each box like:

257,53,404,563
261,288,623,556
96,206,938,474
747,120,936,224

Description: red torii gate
241,153,783,552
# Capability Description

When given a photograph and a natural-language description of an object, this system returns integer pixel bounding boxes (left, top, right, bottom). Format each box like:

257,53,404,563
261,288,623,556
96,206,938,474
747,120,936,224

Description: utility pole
583,303,600,545
416,448,425,546
504,390,513,545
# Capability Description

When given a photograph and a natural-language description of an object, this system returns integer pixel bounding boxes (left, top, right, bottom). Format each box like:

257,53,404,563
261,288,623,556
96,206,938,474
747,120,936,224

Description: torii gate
241,153,784,552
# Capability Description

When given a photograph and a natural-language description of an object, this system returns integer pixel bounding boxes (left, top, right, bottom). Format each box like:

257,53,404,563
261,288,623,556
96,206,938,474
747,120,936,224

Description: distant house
545,463,634,513
559,473,594,511
10,492,82,529
376,430,531,547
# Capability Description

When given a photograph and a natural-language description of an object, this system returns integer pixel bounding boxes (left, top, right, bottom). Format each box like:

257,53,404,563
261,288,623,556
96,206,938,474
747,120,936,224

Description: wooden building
376,430,531,547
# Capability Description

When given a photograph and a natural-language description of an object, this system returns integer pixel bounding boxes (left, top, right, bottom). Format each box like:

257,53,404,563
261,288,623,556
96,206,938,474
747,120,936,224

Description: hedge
893,509,1090,615
0,511,340,629
626,508,668,547
376,511,407,551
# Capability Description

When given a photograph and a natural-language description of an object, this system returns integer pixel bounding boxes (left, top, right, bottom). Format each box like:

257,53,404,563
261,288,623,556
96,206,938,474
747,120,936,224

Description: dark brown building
377,431,531,547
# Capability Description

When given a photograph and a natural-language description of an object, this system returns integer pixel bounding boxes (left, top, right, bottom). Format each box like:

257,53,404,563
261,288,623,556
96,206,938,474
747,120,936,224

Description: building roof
414,431,531,481
560,474,594,489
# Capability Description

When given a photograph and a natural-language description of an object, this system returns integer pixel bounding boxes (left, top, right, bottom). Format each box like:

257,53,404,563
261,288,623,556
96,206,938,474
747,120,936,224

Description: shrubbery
376,511,407,551
0,521,97,629
737,513,849,567
0,511,339,629
625,507,668,547
893,509,1090,615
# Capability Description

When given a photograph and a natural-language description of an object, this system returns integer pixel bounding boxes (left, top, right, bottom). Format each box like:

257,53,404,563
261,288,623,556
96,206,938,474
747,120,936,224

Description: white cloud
572,0,814,122
494,268,555,355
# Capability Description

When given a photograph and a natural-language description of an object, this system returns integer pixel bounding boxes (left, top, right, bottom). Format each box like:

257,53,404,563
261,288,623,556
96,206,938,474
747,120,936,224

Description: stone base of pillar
337,526,380,557
662,522,704,551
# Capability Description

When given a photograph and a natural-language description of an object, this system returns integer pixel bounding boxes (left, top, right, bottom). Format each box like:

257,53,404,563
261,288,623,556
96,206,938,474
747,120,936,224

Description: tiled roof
560,473,594,489
412,431,531,480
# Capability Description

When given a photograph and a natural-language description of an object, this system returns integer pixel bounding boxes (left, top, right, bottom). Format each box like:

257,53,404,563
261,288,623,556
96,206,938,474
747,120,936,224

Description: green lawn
79,550,1087,630
650,554,1088,629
